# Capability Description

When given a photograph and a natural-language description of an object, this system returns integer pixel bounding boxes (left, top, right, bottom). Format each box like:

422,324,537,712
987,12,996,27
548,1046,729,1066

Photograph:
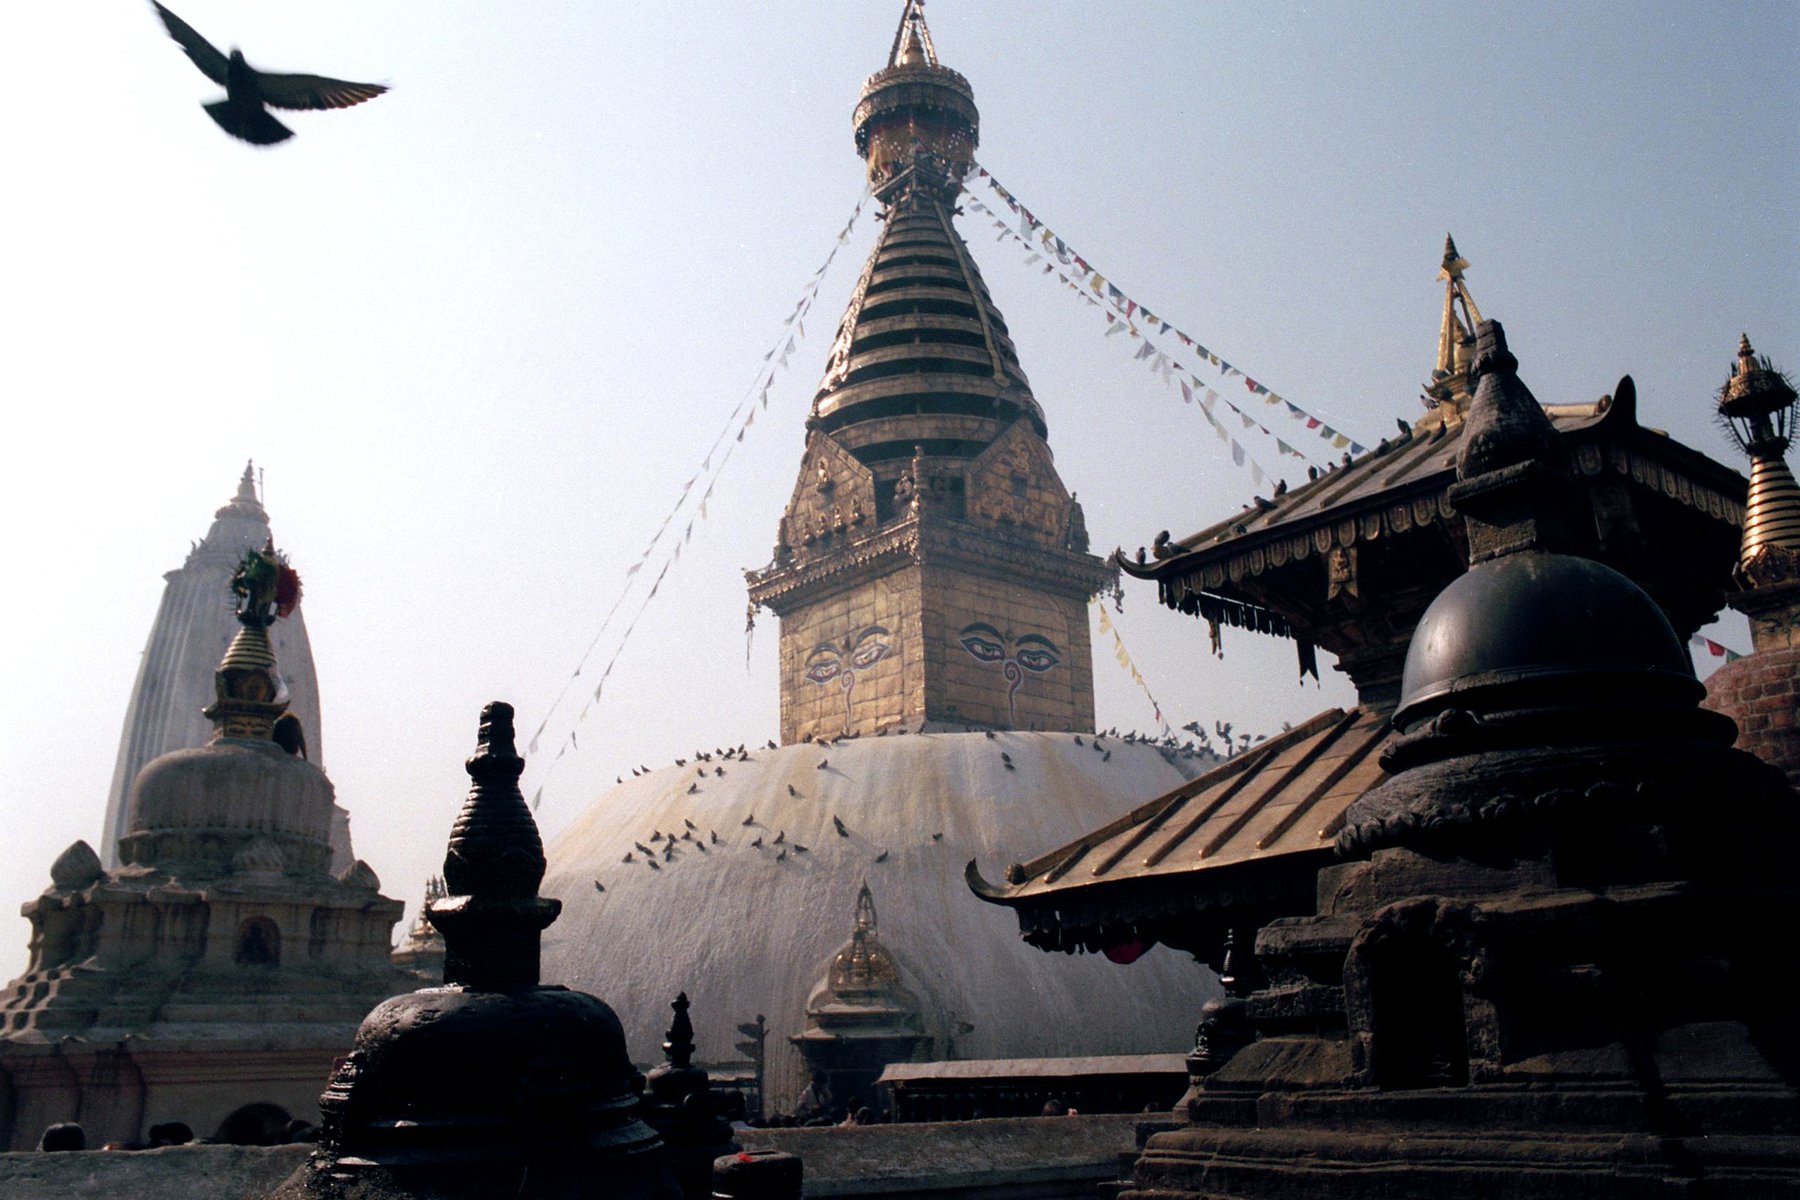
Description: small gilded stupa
0,543,414,1151
791,884,930,1108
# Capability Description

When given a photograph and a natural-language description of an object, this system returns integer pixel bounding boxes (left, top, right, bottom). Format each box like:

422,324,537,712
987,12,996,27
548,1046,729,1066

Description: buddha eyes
959,634,1007,663
850,638,890,669
805,625,892,685
1014,646,1060,673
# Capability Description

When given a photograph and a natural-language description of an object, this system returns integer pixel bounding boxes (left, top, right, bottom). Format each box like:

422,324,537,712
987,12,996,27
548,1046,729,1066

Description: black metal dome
1394,551,1695,731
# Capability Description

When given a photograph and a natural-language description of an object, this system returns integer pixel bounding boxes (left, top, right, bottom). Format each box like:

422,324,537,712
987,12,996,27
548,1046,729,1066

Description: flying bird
151,2,387,145
832,816,848,837
931,832,944,841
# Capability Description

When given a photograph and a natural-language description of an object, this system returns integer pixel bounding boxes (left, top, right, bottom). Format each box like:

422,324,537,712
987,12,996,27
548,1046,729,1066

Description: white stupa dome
541,730,1219,1110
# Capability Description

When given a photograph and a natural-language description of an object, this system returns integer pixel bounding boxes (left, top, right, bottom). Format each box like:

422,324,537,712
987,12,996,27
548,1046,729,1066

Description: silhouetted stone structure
1102,323,1800,1196
640,992,736,1199
271,702,678,1200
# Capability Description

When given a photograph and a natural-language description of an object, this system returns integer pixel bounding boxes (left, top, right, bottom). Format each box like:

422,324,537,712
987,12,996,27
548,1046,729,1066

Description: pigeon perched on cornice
150,1,386,145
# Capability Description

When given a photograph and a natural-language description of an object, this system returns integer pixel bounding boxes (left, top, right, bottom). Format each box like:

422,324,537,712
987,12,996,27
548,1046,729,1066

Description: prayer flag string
966,166,1369,471
1093,600,1172,737
520,190,870,807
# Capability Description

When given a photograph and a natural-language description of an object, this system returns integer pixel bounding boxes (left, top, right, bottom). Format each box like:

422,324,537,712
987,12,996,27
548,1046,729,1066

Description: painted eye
960,635,1006,663
850,639,890,670
804,656,843,684
1015,647,1061,673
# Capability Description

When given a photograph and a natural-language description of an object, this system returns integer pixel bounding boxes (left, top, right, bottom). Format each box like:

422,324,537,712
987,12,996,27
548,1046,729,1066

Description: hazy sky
1,2,1794,981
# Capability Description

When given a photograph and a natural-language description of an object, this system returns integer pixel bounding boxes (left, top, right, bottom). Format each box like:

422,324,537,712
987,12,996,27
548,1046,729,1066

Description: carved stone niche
1340,894,1501,1090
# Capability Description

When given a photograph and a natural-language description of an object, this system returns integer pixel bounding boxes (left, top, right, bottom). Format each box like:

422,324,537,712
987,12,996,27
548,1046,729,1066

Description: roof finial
428,702,562,991
204,542,303,741
1423,234,1484,416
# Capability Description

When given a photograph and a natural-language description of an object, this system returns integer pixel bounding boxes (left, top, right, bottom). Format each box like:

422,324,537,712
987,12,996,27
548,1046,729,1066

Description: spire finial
662,992,696,1070
888,0,937,68
1717,335,1800,588
427,702,562,991
1424,234,1483,413
854,881,877,933
237,459,257,501
204,544,302,740
857,0,977,200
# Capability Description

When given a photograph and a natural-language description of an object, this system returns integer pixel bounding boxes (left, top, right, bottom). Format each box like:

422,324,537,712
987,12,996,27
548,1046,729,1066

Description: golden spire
856,0,978,201
888,0,938,67
1423,234,1484,418
1718,334,1800,588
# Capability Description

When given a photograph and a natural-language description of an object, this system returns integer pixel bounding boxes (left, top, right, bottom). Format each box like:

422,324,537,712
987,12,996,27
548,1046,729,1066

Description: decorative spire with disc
204,538,303,741
854,0,978,203
1422,234,1484,416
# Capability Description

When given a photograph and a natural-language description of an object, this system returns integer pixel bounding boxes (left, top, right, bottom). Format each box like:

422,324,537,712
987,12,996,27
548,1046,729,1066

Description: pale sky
1,2,1794,981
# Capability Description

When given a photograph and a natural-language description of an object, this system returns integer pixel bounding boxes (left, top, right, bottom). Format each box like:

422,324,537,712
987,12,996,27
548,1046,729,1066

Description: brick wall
1702,643,1800,789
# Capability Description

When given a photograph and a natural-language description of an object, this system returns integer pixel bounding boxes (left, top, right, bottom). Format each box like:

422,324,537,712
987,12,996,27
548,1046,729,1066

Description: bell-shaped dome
1395,551,1694,731
122,738,336,877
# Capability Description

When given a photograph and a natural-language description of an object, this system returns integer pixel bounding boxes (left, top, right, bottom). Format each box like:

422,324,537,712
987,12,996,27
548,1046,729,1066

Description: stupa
101,462,352,871
0,543,413,1150
540,1,1218,1113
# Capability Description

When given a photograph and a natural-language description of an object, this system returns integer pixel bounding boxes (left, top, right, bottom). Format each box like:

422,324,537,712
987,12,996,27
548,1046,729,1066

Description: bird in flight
150,2,387,145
